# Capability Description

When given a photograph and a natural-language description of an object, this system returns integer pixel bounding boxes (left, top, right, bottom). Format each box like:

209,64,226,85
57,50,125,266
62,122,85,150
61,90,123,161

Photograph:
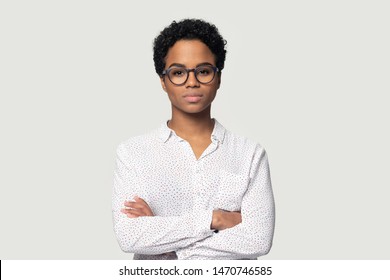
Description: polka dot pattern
112,119,275,260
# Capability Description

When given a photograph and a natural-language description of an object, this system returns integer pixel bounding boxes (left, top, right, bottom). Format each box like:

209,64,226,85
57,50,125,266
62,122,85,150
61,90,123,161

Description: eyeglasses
162,65,219,86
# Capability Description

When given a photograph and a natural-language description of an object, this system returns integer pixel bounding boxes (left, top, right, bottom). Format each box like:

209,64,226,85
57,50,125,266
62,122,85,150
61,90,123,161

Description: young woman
112,19,275,260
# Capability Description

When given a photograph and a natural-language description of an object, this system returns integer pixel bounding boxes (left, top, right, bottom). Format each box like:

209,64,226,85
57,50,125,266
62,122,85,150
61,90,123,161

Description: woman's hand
211,210,242,230
121,196,154,218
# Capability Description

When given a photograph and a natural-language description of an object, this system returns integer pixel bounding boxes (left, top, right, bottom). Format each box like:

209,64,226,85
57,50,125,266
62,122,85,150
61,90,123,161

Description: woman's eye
198,68,211,75
171,69,185,76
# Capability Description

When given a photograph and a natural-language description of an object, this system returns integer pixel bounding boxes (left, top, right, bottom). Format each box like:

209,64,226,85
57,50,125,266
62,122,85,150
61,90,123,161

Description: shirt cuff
191,208,213,235
175,209,213,260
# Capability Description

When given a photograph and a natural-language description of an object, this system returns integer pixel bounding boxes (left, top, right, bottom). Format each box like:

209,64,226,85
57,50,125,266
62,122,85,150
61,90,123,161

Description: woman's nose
185,70,200,87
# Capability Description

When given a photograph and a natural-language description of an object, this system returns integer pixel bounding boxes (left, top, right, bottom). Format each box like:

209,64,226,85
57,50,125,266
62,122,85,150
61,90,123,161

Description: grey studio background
0,0,389,259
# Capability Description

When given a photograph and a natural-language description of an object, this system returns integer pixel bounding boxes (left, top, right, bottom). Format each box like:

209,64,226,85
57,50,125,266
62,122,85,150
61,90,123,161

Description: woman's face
160,39,221,115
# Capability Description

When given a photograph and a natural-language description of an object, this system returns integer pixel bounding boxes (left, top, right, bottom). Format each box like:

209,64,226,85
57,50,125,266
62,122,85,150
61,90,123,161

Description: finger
126,214,138,218
125,212,139,218
122,207,150,217
125,196,144,203
121,207,143,214
134,196,145,203
124,196,147,206
121,208,136,214
122,209,142,218
124,201,145,209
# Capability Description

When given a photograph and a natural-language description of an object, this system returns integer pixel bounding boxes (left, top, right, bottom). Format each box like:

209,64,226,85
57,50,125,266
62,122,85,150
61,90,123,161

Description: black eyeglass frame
162,65,219,86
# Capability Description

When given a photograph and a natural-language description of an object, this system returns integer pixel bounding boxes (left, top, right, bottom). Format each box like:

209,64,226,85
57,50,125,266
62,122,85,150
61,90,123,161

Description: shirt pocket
214,170,250,212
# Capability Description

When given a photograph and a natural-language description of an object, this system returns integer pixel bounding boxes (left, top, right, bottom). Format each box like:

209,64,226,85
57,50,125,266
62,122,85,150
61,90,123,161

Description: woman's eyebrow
196,62,213,67
167,63,185,68
167,62,214,68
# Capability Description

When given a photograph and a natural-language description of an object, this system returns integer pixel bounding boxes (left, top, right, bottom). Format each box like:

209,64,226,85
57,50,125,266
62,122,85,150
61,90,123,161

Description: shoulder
223,128,266,155
116,127,161,158
219,124,269,177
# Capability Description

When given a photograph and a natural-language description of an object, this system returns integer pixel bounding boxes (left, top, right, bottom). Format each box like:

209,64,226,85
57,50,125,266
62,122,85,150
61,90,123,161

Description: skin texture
121,39,241,231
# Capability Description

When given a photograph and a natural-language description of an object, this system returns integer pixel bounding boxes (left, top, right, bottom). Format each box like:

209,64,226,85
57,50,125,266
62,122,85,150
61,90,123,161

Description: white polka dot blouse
112,119,275,260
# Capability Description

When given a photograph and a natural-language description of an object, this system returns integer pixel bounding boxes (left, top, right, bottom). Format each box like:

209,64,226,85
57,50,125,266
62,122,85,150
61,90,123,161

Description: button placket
192,160,202,207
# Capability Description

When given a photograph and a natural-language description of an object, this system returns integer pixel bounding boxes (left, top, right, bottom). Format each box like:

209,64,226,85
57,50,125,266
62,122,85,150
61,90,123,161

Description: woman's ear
160,76,167,92
217,72,222,89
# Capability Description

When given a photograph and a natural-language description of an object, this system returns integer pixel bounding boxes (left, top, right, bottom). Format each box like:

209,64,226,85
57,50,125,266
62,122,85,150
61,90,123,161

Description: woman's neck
168,109,214,141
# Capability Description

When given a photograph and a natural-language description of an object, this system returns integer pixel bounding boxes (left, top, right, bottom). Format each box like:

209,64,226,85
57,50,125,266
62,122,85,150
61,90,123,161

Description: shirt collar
211,119,226,144
158,118,226,144
158,121,173,143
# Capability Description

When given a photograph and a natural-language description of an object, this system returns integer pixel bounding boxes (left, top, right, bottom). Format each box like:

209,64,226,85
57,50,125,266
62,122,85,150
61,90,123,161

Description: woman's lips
183,95,202,102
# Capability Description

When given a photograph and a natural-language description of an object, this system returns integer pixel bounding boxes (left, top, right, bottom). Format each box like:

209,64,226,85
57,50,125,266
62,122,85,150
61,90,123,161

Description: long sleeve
112,144,215,255
176,147,275,259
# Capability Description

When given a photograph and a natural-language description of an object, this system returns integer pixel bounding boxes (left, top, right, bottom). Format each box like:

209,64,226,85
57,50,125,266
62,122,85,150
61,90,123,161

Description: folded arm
176,147,275,259
112,144,215,255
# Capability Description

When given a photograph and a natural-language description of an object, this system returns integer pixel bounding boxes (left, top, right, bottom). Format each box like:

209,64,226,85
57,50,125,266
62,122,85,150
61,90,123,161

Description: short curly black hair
153,19,227,76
